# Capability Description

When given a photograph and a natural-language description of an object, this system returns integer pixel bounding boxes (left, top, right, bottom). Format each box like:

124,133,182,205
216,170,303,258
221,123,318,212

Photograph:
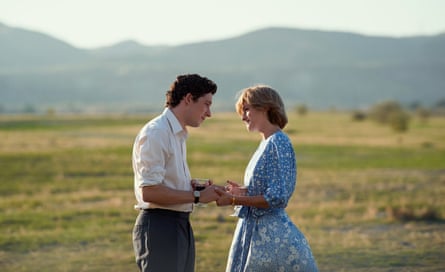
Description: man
132,74,219,272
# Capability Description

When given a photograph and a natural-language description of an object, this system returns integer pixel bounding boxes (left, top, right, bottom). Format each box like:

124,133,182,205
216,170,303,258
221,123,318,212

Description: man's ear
184,93,193,105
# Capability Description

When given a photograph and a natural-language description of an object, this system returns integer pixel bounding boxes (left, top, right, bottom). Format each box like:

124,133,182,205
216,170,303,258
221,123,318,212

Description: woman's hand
225,180,247,196
215,187,234,206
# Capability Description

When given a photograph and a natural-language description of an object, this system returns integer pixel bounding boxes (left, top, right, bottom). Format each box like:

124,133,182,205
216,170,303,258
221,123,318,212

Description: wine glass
227,185,247,216
192,178,209,207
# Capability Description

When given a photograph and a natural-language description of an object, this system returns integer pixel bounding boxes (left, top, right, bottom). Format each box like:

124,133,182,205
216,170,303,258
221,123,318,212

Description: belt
142,208,190,219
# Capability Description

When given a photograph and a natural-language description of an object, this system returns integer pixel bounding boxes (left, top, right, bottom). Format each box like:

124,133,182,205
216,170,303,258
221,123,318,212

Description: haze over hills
1,22,444,113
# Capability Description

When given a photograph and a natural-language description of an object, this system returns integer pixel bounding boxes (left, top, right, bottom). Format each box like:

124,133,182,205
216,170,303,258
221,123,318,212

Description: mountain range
1,22,444,113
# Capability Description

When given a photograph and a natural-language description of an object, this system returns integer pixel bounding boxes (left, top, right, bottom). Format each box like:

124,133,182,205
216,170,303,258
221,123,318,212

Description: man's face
187,93,213,127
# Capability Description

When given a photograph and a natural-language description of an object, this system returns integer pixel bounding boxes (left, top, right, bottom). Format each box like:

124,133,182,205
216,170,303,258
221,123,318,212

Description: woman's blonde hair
235,85,288,129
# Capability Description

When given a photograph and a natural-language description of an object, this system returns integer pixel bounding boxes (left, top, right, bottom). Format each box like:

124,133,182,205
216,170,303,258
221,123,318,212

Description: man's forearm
142,184,194,205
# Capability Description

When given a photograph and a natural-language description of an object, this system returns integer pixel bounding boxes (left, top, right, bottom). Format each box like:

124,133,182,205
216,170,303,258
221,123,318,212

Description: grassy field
0,111,444,271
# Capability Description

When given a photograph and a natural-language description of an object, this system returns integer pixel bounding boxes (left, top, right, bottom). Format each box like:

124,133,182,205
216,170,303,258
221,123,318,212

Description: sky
1,0,445,49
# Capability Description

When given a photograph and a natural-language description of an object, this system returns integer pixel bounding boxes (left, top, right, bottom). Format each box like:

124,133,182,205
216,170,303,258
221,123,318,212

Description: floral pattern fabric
226,131,318,272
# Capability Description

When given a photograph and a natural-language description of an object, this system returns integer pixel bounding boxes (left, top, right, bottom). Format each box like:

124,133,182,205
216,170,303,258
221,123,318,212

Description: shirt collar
164,108,188,137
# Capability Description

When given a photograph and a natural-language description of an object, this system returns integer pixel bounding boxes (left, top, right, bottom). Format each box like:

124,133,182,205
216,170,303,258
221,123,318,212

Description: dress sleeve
263,141,293,208
134,128,170,187
250,135,296,218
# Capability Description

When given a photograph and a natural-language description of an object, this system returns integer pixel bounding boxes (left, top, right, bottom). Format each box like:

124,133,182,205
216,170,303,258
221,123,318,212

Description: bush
386,206,441,222
351,110,366,121
295,104,308,116
368,101,410,132
388,110,410,133
415,107,431,122
368,101,403,124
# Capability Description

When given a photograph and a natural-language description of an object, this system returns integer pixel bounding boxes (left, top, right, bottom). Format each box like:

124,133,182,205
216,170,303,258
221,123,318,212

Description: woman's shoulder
264,131,294,155
268,130,292,146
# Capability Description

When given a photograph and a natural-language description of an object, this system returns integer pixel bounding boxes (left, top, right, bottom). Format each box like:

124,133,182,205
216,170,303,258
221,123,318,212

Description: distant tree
46,107,56,116
408,101,421,111
368,101,404,124
351,110,366,121
368,100,411,137
435,98,445,109
295,104,308,116
388,110,410,133
433,98,445,115
387,109,410,144
415,107,431,123
23,104,37,114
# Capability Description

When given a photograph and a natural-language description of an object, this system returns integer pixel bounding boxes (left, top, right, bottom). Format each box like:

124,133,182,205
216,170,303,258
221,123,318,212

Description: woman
215,85,318,272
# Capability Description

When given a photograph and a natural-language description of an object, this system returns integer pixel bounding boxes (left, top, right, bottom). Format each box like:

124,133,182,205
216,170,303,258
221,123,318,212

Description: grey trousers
133,209,195,272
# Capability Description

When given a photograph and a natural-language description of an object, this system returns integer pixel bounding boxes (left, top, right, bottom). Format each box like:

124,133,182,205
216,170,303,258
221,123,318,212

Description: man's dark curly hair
165,74,217,107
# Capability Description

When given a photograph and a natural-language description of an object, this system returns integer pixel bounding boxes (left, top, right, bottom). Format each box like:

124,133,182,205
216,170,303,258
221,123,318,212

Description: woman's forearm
232,194,269,209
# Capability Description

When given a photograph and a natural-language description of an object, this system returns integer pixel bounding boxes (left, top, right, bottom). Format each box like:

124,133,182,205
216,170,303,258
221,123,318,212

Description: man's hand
199,184,222,203
214,187,233,206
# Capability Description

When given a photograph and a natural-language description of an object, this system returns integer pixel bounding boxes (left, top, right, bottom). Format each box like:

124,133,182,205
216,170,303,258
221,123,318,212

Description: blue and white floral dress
226,131,318,272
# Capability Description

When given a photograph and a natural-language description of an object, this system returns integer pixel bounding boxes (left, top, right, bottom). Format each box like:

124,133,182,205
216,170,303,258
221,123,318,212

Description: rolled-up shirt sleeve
134,128,170,187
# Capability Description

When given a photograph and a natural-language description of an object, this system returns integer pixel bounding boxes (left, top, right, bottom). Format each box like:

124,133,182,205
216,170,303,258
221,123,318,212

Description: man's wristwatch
193,190,200,204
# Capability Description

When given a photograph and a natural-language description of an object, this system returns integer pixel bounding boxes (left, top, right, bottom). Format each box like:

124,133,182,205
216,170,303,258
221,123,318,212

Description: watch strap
193,190,200,204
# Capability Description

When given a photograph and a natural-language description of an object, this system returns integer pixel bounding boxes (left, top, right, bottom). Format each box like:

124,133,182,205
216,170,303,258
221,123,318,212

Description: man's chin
192,122,202,128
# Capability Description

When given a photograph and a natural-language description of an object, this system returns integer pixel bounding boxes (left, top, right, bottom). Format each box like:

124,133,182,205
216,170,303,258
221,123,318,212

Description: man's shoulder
143,118,169,135
148,113,168,127
135,113,168,137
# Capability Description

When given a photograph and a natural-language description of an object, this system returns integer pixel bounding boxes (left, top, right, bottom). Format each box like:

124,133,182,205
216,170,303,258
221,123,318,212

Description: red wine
195,185,205,191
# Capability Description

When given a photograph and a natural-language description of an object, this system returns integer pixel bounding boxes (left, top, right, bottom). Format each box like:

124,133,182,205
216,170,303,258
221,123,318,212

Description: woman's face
241,103,266,132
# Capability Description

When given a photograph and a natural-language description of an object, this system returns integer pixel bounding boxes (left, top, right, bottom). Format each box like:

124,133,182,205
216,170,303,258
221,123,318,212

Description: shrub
386,206,441,222
295,104,308,116
368,101,403,124
368,100,410,132
351,110,366,121
415,107,431,122
388,110,410,133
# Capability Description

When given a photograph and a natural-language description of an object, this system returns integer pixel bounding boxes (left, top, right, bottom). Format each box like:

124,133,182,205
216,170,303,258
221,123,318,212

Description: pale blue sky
1,0,444,48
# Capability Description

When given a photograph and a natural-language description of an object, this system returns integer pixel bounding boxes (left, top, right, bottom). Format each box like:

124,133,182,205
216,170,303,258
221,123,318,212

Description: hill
1,22,444,113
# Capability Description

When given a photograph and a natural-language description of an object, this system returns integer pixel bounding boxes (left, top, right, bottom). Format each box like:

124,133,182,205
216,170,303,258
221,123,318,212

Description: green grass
0,112,444,271
295,144,445,169
0,114,149,131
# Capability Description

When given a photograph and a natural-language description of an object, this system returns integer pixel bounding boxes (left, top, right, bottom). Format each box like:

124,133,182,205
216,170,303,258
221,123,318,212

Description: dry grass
0,111,444,271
